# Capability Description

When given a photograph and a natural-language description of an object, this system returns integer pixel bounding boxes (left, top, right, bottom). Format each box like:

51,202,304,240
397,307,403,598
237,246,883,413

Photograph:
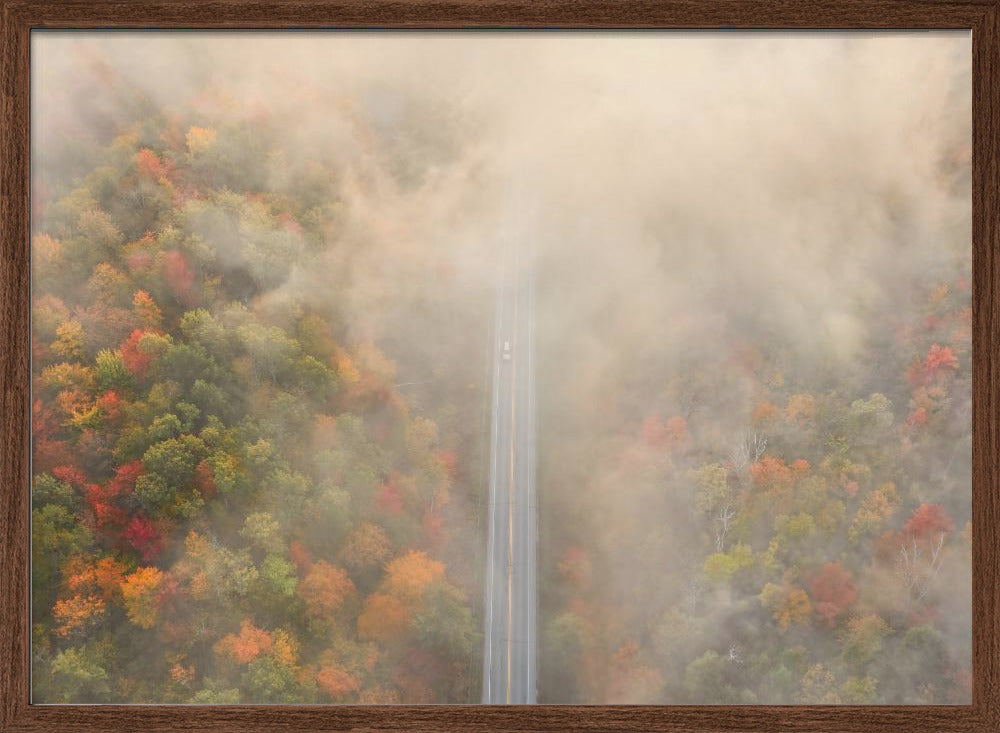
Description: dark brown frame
2,1,998,731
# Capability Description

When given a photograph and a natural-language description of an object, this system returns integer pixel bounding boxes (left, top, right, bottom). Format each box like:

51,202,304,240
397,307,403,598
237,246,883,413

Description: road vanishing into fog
481,195,538,705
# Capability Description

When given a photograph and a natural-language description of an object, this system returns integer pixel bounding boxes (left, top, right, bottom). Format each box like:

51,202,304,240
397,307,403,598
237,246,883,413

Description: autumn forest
31,34,971,704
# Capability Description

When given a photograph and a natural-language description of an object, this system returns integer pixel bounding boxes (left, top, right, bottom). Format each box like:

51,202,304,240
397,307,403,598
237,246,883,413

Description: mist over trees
530,34,971,704
31,32,970,704
32,34,493,704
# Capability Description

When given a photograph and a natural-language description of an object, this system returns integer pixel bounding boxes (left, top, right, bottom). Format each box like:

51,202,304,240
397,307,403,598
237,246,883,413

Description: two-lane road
482,198,537,705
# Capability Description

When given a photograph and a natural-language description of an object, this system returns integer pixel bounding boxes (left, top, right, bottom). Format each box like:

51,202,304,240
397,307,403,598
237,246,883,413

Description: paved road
481,196,538,705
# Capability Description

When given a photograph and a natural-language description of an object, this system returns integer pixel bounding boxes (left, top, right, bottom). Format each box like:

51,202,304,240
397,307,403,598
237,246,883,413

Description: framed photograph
2,1,998,732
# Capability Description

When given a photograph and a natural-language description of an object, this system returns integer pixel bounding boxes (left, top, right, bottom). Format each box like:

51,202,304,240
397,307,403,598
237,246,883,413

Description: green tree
49,646,111,703
33,505,93,605
412,581,478,660
94,349,133,392
241,656,303,703
542,612,585,702
684,650,741,704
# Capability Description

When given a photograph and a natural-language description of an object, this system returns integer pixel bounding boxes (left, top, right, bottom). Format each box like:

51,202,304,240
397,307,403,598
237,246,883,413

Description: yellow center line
506,243,519,704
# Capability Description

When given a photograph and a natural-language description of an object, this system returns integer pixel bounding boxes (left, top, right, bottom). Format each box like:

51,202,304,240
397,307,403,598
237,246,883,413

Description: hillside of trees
33,34,971,706
536,131,972,705
31,54,488,703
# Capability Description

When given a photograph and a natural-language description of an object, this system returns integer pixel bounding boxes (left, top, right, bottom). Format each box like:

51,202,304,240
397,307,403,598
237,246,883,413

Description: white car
502,340,511,361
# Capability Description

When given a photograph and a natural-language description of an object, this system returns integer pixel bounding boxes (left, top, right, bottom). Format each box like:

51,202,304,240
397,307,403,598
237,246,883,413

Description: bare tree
693,430,767,553
717,430,766,551
896,532,946,602
727,643,743,665
715,500,737,553
730,430,767,476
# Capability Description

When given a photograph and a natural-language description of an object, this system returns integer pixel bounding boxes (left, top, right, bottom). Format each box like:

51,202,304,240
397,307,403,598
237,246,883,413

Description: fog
33,32,971,704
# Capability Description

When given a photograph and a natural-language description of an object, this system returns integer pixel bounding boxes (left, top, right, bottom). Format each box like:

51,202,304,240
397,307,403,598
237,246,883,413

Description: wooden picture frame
2,1,997,731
